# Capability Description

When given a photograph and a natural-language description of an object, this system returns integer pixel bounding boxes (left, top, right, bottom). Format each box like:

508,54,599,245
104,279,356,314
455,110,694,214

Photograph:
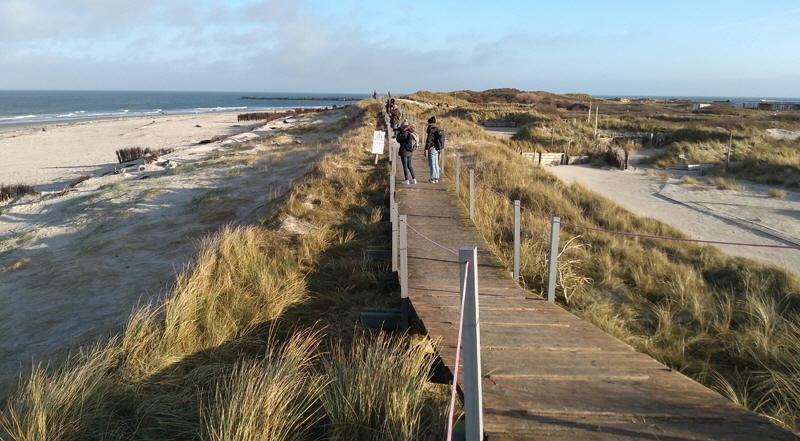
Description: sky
2,0,800,97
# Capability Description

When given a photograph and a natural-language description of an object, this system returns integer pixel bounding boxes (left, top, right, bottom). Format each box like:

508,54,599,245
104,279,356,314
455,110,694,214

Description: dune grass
434,114,800,434
0,101,449,440
0,184,38,202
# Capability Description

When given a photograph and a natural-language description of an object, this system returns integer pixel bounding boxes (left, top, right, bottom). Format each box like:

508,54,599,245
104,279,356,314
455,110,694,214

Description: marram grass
1,100,449,440
436,113,800,434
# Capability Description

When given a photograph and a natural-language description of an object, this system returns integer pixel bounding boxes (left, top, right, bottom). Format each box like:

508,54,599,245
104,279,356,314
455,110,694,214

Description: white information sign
371,131,386,155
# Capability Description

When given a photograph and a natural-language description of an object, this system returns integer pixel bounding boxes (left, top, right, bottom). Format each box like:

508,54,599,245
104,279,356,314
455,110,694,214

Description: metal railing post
513,200,521,280
460,247,484,441
469,169,475,221
399,214,409,330
546,216,560,303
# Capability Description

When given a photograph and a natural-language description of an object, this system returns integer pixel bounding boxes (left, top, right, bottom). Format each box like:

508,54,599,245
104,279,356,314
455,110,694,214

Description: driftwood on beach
115,147,174,164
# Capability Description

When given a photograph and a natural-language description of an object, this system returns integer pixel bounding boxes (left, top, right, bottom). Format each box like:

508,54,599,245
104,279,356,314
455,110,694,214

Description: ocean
0,90,370,128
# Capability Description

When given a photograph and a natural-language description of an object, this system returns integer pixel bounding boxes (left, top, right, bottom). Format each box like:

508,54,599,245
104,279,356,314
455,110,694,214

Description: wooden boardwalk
393,151,796,440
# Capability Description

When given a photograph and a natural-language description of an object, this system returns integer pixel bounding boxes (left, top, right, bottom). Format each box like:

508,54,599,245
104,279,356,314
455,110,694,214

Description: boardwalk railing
382,102,484,441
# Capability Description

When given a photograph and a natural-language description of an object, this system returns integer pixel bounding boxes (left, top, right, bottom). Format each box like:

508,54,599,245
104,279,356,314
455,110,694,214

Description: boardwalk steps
393,148,795,440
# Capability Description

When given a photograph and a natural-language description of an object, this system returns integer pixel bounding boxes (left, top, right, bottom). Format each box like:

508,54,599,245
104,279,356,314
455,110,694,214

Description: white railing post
460,247,483,441
399,214,409,330
469,169,475,222
547,216,560,303
513,200,521,280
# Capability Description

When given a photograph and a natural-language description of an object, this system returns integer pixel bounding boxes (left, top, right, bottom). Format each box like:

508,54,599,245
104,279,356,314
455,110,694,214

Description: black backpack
433,129,445,151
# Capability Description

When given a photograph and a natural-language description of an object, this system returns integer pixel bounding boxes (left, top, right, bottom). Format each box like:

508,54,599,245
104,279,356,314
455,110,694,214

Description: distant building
692,103,711,110
712,100,800,111
566,103,590,111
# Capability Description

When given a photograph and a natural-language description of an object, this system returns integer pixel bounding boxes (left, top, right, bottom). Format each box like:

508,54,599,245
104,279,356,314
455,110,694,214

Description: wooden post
456,155,461,196
593,106,599,147
587,102,592,124
726,130,732,168
391,201,398,273
460,247,483,441
469,169,475,221
399,214,409,330
513,200,521,280
547,216,560,303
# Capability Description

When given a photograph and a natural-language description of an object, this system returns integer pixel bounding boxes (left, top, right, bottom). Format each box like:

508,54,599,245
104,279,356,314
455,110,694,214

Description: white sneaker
401,180,410,185
412,179,417,184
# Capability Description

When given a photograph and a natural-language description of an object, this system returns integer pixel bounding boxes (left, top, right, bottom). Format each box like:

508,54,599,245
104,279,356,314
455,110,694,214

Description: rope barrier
400,218,459,256
460,157,800,251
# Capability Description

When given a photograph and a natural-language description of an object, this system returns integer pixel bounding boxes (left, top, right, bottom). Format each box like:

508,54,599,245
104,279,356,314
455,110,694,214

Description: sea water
0,90,369,128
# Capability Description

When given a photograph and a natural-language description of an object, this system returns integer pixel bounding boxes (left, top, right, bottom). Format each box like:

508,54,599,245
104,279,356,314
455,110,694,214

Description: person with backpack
389,103,401,137
396,123,418,184
424,116,443,183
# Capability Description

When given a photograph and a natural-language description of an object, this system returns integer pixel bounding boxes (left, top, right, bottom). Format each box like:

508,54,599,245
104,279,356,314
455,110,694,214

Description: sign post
372,130,386,164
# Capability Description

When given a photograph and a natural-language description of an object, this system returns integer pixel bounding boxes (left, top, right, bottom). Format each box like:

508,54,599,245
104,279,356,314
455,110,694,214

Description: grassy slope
0,102,451,441
407,94,800,434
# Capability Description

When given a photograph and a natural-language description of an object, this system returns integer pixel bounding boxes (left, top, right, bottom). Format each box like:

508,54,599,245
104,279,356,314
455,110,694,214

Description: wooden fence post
469,169,475,222
456,155,461,196
391,201,398,273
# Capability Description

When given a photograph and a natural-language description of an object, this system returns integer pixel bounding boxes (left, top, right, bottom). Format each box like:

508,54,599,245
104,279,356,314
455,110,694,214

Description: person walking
389,102,401,137
424,116,440,183
396,123,417,184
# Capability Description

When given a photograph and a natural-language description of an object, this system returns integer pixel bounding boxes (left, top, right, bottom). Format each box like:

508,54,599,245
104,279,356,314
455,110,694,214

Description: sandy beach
0,109,348,382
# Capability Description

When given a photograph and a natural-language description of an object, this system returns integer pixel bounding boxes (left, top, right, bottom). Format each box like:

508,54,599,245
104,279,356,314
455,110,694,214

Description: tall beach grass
433,113,800,434
1,101,449,440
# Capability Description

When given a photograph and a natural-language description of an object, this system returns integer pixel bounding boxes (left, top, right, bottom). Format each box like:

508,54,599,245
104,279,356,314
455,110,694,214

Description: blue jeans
401,156,415,181
428,148,440,180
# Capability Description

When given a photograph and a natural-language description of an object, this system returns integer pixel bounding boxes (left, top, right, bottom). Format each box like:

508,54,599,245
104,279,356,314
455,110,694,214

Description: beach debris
69,175,92,188
115,147,173,164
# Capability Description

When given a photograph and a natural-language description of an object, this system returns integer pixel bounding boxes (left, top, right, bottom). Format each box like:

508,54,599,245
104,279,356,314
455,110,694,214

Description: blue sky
2,0,799,97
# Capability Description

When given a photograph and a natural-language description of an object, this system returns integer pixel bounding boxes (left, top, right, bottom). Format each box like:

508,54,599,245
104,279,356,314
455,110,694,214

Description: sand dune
0,110,345,382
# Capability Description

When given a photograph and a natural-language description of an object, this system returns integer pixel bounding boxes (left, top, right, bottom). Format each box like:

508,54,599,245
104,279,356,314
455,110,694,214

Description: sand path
544,163,800,275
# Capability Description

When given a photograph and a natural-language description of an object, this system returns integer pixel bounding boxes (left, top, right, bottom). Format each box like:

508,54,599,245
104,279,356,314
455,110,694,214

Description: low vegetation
416,106,800,434
407,89,800,185
0,101,452,440
0,184,38,202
